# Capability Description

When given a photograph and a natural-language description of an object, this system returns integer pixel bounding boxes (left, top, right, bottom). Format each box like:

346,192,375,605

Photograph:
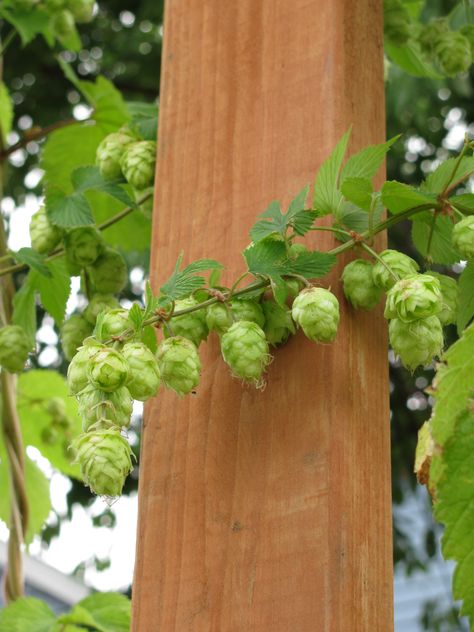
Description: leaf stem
441,136,471,197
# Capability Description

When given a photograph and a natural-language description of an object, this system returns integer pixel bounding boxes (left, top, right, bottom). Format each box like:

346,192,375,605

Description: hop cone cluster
292,288,340,343
0,325,31,373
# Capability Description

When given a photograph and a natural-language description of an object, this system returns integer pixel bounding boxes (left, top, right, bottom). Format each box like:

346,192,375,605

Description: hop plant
220,321,270,384
418,19,449,56
96,309,133,342
460,24,474,58
166,297,208,347
206,302,233,334
452,215,474,260
341,259,383,310
384,274,442,322
427,272,458,326
61,314,93,361
434,31,472,76
67,339,102,395
65,227,104,270
122,342,161,401
87,347,129,393
230,298,265,328
291,287,340,343
89,247,128,294
0,325,31,373
120,140,157,190
384,0,412,46
78,386,133,431
68,0,95,23
372,249,419,290
29,207,62,254
51,9,75,38
389,316,443,371
262,300,295,346
96,130,136,180
83,294,120,325
156,336,201,396
72,430,133,497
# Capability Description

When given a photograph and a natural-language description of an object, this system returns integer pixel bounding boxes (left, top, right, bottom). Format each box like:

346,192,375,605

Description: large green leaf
58,593,131,632
340,177,373,211
381,181,436,214
0,597,56,632
340,136,399,182
385,40,442,79
411,212,459,265
30,258,71,327
0,6,53,46
313,129,350,215
12,277,37,346
14,247,51,277
423,156,474,195
457,262,474,334
17,371,82,479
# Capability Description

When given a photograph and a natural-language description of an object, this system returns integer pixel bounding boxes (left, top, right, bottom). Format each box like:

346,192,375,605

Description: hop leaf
220,321,270,384
292,288,340,343
0,325,31,373
389,316,443,371
384,274,442,322
156,336,201,396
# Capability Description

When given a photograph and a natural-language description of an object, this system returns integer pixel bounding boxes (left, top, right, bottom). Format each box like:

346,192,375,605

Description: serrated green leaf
244,239,288,277
450,193,474,215
55,21,81,52
423,156,474,195
12,277,36,346
335,199,384,234
68,592,131,632
142,325,158,353
181,259,223,275
385,40,443,79
287,251,336,278
127,101,158,141
48,191,94,227
72,166,137,209
249,201,286,242
340,136,399,182
0,596,56,632
381,181,436,214
313,128,351,215
0,7,53,46
250,187,314,242
128,303,144,330
411,212,459,265
0,81,13,143
31,258,71,327
17,371,82,479
160,255,222,301
14,247,51,277
457,262,474,333
340,177,373,211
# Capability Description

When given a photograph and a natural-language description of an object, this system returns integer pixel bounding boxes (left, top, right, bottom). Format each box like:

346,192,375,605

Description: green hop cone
166,297,208,347
29,207,62,254
89,247,128,294
389,316,443,371
285,278,303,300
460,24,474,58
67,338,102,394
427,272,458,326
64,227,104,270
156,336,201,396
291,287,340,343
46,397,67,422
384,274,442,322
96,308,133,342
434,31,471,76
43,0,66,10
51,9,75,38
452,215,474,260
77,385,133,431
72,430,133,497
341,259,383,310
262,300,295,346
122,342,161,401
87,347,129,393
0,325,30,373
384,0,412,46
206,302,233,335
96,130,136,180
120,140,157,190
61,314,93,361
418,19,449,56
221,321,270,384
83,294,120,325
372,249,419,290
67,0,94,23
230,298,265,328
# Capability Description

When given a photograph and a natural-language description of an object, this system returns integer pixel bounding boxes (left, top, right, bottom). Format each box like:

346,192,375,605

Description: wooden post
133,1,393,630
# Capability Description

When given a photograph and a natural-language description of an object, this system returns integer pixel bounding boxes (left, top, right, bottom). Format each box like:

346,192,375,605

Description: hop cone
51,9,75,37
61,314,93,361
29,207,62,254
230,299,265,328
87,347,129,393
167,297,208,347
67,339,102,395
68,0,95,23
122,342,161,401
292,288,340,343
427,272,458,326
384,0,411,46
389,316,443,371
372,249,419,290
285,278,303,301
434,31,471,76
452,215,474,260
72,430,133,497
46,397,67,422
120,141,157,190
418,19,449,56
78,385,133,431
83,294,120,324
262,300,295,346
384,274,442,322
0,325,30,373
65,227,104,270
96,130,136,180
206,303,233,334
341,259,382,310
460,24,474,58
96,309,133,342
220,321,270,383
156,336,201,396
89,247,128,294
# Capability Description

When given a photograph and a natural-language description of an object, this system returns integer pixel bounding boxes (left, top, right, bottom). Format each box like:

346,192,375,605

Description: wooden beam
133,1,393,630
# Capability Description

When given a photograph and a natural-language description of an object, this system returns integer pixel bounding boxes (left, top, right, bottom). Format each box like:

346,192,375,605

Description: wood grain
132,1,393,630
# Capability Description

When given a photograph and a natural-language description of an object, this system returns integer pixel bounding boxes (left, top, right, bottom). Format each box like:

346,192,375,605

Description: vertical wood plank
133,1,393,630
